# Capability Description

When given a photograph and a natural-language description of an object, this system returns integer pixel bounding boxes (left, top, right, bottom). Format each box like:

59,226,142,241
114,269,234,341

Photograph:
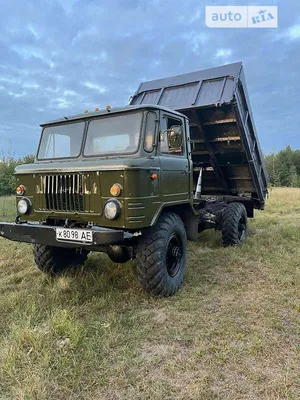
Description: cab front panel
15,168,164,229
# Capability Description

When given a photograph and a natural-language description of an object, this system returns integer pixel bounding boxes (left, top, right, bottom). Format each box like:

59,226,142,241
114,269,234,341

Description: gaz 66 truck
0,62,268,296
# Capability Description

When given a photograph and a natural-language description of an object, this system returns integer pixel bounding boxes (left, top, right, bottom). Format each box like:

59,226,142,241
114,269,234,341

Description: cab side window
161,116,184,156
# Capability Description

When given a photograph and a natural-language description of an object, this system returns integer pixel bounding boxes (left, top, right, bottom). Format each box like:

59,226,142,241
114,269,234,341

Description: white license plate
56,228,93,243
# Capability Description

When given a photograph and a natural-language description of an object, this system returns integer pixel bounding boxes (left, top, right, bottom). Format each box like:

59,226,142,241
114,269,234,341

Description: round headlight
104,200,121,220
17,198,31,215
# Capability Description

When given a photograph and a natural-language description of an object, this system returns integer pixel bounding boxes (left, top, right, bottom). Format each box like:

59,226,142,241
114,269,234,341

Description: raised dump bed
130,62,268,209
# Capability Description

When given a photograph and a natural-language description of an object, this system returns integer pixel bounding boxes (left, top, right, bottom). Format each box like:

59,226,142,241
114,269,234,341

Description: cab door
159,112,190,202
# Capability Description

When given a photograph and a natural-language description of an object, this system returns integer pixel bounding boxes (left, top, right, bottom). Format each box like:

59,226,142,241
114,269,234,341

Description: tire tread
33,245,88,276
222,203,247,247
135,212,187,296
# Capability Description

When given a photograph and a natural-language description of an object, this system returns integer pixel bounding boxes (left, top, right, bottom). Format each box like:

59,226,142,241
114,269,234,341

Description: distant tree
265,151,277,185
292,149,300,175
277,146,294,186
290,165,300,188
0,154,34,196
264,146,300,188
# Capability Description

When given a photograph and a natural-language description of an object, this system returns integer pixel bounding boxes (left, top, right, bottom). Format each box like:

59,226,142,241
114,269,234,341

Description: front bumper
0,222,133,249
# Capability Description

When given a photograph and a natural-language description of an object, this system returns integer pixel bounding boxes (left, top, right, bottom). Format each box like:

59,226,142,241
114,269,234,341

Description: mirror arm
190,140,195,152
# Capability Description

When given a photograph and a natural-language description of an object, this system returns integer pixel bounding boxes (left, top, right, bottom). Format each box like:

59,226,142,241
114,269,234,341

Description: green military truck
0,62,268,296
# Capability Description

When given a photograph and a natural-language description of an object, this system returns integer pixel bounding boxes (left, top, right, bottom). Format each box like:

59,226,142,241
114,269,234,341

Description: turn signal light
151,173,157,180
110,184,122,197
16,185,26,196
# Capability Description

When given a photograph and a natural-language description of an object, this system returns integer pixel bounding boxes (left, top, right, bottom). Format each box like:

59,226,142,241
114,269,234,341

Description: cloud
215,48,232,58
0,76,21,85
0,0,299,156
12,44,44,60
45,87,60,94
52,97,72,109
188,9,202,24
182,31,211,53
23,83,40,89
64,90,78,96
8,91,27,98
27,24,40,40
83,82,106,93
284,24,300,40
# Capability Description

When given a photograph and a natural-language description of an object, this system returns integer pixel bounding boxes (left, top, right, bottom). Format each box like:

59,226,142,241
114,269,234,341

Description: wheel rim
238,216,246,241
166,234,183,277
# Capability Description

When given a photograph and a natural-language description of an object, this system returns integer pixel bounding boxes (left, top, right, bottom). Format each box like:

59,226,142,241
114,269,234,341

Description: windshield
37,112,142,160
38,122,85,159
84,112,142,156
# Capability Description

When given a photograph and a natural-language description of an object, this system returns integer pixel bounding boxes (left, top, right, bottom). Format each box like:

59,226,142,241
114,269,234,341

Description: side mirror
168,125,183,148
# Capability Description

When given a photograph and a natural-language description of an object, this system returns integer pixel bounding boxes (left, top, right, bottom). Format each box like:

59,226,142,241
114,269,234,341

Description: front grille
44,174,85,212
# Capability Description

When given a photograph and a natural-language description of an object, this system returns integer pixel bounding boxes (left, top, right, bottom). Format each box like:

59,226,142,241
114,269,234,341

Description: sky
0,0,299,157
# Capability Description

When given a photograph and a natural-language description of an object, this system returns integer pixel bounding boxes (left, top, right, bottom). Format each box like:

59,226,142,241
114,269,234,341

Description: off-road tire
135,212,187,297
33,245,89,276
222,202,248,247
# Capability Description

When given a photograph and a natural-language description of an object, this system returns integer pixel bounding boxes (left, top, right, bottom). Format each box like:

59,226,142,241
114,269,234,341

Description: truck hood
15,157,159,175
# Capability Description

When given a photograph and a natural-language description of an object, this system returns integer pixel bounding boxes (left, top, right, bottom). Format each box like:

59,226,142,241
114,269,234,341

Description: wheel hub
166,234,183,277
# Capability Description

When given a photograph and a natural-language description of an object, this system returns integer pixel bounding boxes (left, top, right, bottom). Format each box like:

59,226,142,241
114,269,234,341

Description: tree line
0,154,34,196
265,146,300,187
0,146,299,196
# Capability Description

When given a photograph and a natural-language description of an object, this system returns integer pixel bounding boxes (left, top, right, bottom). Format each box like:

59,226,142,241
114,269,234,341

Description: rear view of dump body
130,62,268,209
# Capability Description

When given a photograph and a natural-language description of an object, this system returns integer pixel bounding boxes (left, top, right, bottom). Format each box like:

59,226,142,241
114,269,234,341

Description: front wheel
222,202,248,247
33,245,89,276
135,212,187,297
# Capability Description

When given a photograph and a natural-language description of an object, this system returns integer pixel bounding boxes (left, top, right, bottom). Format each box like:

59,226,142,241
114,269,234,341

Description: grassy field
0,188,299,399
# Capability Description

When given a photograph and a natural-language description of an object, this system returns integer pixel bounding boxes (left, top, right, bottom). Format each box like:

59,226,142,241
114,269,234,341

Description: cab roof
40,104,186,127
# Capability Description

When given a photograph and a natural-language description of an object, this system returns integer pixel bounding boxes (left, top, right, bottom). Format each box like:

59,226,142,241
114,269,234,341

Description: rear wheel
33,245,89,276
222,203,248,247
135,212,187,297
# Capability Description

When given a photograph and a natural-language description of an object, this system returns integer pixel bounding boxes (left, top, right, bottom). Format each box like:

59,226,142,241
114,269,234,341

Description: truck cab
13,105,195,230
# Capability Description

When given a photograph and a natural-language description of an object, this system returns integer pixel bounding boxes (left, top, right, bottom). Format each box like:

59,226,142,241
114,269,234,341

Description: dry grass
0,188,299,399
